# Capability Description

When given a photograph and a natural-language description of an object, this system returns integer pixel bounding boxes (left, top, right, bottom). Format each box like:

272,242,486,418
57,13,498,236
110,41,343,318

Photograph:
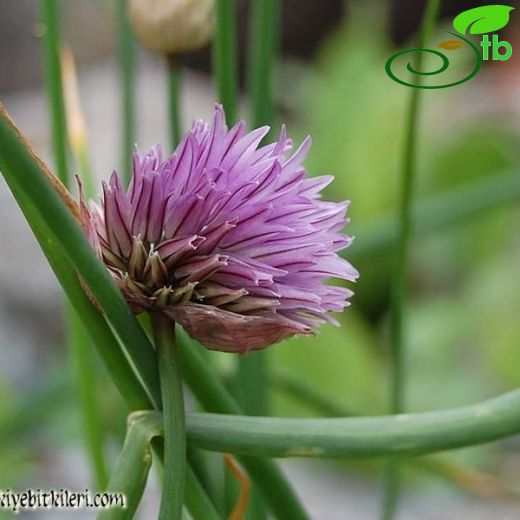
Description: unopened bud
128,0,215,55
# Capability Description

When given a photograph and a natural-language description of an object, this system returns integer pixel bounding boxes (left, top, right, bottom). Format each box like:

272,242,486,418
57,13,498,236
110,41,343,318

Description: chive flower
79,105,358,353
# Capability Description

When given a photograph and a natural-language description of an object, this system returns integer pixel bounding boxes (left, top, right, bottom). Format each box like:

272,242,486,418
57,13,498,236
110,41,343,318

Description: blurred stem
0,371,68,446
384,1,441,518
271,370,356,417
235,354,269,416
41,0,68,185
60,44,95,196
244,3,280,515
68,307,109,490
153,316,186,520
167,55,182,150
185,463,222,520
116,0,136,185
7,178,150,410
248,0,279,128
41,6,108,491
213,0,238,124
0,105,162,409
240,0,281,411
177,332,308,520
187,448,221,512
349,169,520,262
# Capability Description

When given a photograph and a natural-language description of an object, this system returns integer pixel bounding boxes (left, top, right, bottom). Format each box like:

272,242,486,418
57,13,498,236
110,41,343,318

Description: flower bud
128,0,215,55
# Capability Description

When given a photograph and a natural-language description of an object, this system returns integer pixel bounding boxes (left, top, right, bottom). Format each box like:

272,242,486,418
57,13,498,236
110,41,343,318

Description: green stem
126,380,520,457
349,169,520,261
116,0,136,185
184,384,520,456
389,0,441,414
41,0,68,185
213,0,238,124
0,110,161,409
244,3,280,514
153,316,186,520
167,56,182,150
41,3,108,490
3,162,150,411
248,0,279,128
99,415,153,520
68,306,109,490
384,1,441,517
187,448,221,513
235,354,269,418
240,0,280,414
0,371,68,446
185,464,222,520
101,411,219,520
177,332,308,520
271,370,355,417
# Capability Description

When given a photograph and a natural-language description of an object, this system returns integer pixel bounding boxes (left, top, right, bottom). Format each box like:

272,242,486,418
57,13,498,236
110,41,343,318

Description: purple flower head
79,105,358,353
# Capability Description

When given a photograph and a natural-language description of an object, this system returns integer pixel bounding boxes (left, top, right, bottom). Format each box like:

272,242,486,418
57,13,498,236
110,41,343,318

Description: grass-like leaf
0,106,160,409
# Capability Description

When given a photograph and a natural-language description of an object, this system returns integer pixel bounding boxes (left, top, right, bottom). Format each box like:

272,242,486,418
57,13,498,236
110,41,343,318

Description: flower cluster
79,105,358,353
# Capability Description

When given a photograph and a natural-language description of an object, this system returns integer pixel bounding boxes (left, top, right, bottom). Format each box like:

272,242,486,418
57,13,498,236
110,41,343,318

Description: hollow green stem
271,370,356,417
99,415,152,520
248,0,279,128
167,56,182,150
153,316,186,520
0,371,68,446
349,169,520,261
68,307,109,490
240,0,280,415
41,8,108,490
41,0,68,185
61,46,111,489
384,1,441,517
244,4,280,514
389,0,441,415
187,448,221,513
0,108,161,409
213,0,238,124
177,332,308,520
101,411,219,520
116,0,136,185
2,161,150,411
125,381,520,457
186,385,520,456
185,463,222,520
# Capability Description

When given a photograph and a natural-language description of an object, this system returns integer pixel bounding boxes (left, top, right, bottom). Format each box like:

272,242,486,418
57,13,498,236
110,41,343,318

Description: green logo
386,5,514,89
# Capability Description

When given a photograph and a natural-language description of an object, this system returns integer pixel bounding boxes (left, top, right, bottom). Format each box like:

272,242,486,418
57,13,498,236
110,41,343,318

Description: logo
386,5,514,89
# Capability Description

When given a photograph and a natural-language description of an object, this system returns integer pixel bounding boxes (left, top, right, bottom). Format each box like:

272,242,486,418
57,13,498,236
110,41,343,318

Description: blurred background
1,0,520,518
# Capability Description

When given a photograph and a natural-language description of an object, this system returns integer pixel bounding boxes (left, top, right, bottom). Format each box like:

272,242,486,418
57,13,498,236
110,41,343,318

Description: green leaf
453,5,514,35
0,110,161,410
